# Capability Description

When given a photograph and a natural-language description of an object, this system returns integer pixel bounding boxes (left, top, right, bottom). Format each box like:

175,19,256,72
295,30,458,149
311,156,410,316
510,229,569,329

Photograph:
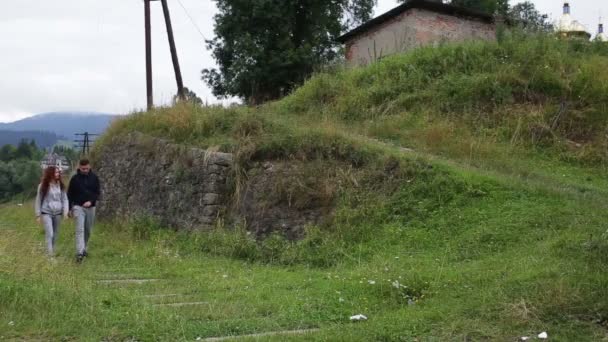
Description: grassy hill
1,33,607,340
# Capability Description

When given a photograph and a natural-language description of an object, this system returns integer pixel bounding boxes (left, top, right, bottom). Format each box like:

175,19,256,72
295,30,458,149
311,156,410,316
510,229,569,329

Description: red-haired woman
35,166,69,257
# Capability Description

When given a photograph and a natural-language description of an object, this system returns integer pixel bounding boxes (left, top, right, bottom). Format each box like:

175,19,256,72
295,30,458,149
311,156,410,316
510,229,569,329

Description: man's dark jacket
67,170,101,209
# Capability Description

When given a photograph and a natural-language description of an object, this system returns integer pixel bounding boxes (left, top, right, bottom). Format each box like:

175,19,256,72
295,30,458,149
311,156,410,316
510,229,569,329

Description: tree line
0,130,63,148
0,140,79,202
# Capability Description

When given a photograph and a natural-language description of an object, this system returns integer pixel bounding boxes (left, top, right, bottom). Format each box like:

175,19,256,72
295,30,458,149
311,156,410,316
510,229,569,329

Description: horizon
0,111,118,124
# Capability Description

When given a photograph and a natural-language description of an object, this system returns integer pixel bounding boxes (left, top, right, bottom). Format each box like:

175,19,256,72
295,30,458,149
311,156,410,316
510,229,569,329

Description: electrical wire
175,0,209,42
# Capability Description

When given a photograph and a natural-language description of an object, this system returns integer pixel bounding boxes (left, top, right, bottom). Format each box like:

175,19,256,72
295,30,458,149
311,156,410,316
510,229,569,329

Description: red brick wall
344,8,496,67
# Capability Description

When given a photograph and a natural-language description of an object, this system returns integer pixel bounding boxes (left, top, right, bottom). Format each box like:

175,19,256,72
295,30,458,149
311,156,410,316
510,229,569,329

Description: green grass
3,33,608,340
94,34,608,188
2,142,608,340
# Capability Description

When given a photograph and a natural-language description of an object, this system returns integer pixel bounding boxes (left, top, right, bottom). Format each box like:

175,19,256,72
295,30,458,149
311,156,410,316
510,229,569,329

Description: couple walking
34,159,100,263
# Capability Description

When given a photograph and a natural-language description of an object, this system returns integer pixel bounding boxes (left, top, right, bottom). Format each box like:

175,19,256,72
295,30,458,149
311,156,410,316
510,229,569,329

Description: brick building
337,0,496,67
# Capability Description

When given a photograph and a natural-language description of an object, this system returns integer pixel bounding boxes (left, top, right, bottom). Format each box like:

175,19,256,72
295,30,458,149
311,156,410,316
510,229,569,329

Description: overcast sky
0,0,605,123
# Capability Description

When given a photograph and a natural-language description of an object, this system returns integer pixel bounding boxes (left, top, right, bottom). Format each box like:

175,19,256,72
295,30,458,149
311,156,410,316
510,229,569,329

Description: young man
67,159,101,263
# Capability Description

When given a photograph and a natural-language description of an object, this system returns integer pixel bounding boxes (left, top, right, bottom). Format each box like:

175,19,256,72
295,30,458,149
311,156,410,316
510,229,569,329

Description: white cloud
0,0,605,123
0,0,219,122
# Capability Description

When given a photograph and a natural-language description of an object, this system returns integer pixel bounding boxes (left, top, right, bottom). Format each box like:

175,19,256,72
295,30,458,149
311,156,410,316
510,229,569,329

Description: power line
175,0,208,43
74,132,98,156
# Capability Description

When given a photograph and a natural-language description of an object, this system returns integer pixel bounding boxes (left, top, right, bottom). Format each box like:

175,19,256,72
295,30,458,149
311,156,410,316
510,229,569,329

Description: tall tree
0,145,15,162
13,160,40,197
403,0,509,16
0,162,18,200
508,1,552,32
0,142,43,202
15,139,35,159
173,87,203,106
446,0,508,16
203,0,376,104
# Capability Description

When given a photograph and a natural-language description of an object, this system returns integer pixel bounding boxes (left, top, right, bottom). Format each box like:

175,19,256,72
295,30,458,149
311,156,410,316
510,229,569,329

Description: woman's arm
34,184,42,217
62,190,69,217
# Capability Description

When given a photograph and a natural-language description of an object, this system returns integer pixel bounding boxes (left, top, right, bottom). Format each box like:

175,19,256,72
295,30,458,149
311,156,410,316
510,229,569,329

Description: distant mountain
0,130,64,148
0,112,118,140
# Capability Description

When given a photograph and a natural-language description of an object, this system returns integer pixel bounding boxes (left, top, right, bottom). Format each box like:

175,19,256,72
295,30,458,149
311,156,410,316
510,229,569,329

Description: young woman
35,166,69,257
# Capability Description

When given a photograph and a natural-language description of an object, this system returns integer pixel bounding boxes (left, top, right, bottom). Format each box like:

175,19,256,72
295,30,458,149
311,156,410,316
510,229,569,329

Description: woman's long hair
40,166,65,200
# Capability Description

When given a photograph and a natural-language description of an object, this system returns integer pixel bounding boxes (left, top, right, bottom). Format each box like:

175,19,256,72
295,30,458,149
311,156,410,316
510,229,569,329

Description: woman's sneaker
76,254,84,263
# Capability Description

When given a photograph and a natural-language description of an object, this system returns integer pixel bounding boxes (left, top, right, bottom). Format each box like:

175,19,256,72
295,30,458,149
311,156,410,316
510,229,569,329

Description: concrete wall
345,8,496,67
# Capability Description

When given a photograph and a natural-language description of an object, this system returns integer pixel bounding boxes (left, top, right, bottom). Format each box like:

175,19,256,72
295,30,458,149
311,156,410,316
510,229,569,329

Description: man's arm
67,176,75,210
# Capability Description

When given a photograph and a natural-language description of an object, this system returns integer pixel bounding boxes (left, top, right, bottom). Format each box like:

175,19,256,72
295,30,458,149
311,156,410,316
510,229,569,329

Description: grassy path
0,206,335,341
1,149,608,341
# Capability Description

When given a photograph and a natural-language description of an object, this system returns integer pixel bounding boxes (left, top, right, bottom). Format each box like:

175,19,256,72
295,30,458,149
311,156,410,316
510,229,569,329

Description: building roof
40,153,70,170
337,0,495,43
557,15,588,33
556,2,590,37
597,22,607,42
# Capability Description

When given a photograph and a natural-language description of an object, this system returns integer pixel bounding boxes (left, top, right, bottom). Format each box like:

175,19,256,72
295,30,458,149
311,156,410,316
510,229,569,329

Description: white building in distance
556,2,591,40
596,19,607,42
40,153,70,172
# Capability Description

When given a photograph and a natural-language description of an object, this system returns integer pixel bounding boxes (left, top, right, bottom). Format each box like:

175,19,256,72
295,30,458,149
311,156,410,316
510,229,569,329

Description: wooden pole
145,0,154,110
160,0,185,100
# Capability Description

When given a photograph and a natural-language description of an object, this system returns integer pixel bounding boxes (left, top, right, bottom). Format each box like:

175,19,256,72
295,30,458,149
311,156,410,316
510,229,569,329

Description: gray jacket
35,183,68,217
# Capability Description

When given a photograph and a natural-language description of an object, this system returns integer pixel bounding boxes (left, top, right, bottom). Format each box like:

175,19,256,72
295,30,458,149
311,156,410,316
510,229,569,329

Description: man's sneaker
76,254,84,263
83,250,88,257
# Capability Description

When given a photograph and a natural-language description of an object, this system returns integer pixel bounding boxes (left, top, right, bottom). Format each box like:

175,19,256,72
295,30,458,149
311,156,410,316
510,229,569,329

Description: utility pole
74,132,98,156
144,0,186,110
161,0,185,100
145,0,154,110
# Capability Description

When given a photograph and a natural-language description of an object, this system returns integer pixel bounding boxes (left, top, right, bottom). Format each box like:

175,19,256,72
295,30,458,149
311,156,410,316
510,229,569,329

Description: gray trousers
41,214,62,256
73,206,96,255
